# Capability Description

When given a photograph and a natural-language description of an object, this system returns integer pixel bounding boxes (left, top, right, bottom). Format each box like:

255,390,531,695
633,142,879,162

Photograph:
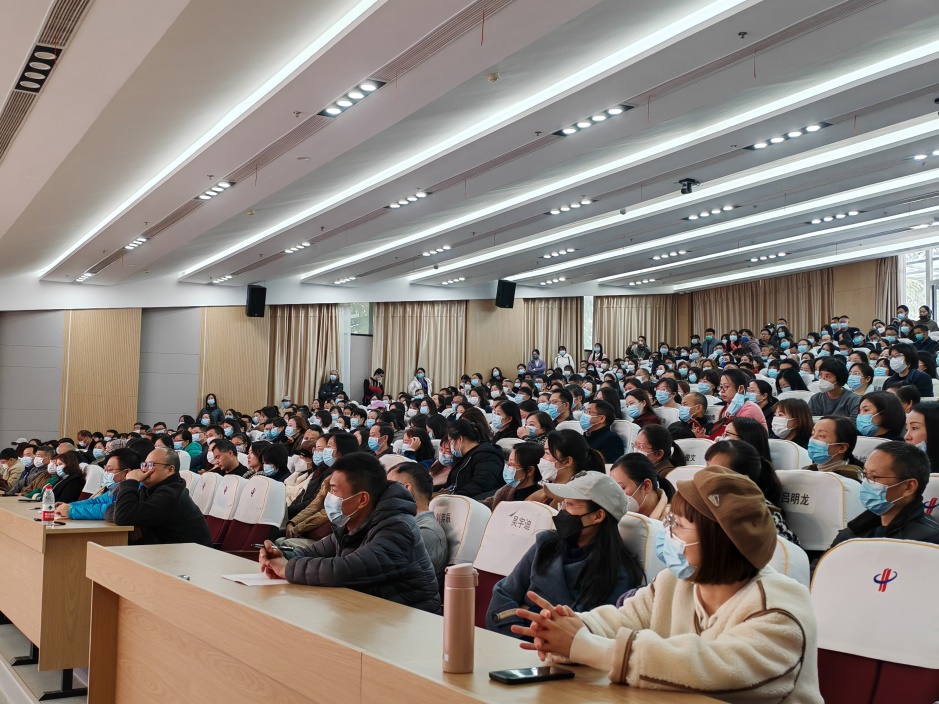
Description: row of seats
180,470,285,552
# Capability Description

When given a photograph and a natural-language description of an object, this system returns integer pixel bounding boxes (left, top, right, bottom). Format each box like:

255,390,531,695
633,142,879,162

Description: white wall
349,334,373,402
136,307,201,426
0,310,65,443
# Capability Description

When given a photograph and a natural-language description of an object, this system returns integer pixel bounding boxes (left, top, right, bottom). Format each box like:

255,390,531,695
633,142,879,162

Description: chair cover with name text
652,407,680,425
429,494,490,566
776,470,863,550
673,438,713,466
662,465,705,485
853,436,888,465
610,420,639,452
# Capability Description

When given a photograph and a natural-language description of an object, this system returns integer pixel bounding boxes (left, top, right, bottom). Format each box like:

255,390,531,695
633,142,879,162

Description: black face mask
552,509,590,541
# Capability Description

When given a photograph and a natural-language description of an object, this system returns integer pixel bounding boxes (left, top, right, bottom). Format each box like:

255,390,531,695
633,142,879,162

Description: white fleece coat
566,568,822,703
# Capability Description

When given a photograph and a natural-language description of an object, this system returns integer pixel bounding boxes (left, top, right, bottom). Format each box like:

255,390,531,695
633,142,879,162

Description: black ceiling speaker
495,279,516,308
245,284,266,317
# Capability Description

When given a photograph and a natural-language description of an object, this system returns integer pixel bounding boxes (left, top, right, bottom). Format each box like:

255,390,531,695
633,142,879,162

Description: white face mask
538,458,559,482
771,416,792,439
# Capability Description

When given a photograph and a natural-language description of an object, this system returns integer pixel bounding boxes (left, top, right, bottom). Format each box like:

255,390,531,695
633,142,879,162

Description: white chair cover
611,420,639,452
473,501,556,576
652,407,680,425
769,439,806,470
555,420,582,434
429,494,491,565
776,470,863,550
190,472,220,514
853,436,889,464
673,438,713,465
207,475,247,522
618,512,665,585
233,476,286,527
768,536,811,587
81,463,105,496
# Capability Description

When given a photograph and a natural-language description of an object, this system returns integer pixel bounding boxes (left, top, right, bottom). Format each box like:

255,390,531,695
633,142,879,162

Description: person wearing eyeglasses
55,448,141,520
106,447,212,547
882,343,933,398
830,442,939,546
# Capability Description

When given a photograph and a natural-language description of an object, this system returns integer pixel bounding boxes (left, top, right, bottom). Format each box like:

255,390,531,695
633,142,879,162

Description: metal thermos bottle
442,563,478,673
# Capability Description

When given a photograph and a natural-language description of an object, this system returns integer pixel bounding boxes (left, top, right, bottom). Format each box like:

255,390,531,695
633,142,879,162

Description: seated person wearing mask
107,448,212,547
259,453,441,613
831,442,939,545
56,448,140,520
580,400,625,464
487,472,644,638
511,466,822,702
808,358,861,421
387,462,449,585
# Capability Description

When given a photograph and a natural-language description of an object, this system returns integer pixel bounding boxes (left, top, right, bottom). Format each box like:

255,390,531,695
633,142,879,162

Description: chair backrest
932,378,939,396
768,536,811,587
81,463,105,496
231,476,286,527
652,407,680,425
618,512,665,585
663,465,705,485
610,420,639,452
190,472,220,514
776,470,863,550
853,437,889,464
473,501,556,576
870,376,887,391
429,494,491,565
555,420,582,434
811,538,939,669
177,451,191,472
922,473,939,518
702,395,721,407
392,439,403,454
207,475,247,521
179,469,196,492
379,454,408,471
673,438,713,465
769,439,806,470
703,405,722,424
777,390,814,402
496,438,523,451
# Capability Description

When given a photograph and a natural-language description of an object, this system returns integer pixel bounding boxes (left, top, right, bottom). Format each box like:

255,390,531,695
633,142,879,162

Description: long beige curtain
268,304,340,405
372,301,466,396
874,256,899,319
524,297,583,361
690,269,834,337
594,295,678,357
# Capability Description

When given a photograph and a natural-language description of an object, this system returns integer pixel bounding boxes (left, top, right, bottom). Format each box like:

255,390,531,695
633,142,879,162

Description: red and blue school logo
873,568,898,593
924,497,938,516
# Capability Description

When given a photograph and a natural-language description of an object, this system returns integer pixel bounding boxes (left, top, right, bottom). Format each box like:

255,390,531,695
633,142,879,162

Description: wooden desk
86,543,718,704
0,497,132,671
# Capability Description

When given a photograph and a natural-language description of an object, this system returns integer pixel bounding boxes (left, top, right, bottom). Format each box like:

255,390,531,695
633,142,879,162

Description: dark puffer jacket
282,481,441,613
108,473,213,547
445,442,505,500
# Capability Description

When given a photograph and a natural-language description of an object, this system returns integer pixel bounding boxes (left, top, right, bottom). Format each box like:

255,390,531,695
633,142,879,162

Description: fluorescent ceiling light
38,0,383,276
508,164,939,282
170,0,758,280
598,203,939,283
673,233,939,291
314,39,939,283
414,114,939,282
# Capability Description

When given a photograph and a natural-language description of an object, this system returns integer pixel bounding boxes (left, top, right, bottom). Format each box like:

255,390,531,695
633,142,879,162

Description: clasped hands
511,591,584,661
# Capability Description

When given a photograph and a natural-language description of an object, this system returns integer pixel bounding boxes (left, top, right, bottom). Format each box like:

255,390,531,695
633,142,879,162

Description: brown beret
676,465,777,570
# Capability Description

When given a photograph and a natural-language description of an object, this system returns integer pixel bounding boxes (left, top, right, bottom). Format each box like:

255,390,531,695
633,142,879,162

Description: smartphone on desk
489,666,574,685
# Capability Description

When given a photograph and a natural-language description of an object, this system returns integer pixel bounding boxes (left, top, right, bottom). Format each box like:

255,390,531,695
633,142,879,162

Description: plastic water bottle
41,485,55,525
442,563,478,674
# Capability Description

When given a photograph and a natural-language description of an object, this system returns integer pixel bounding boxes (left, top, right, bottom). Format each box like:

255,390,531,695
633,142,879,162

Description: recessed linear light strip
507,164,939,282
672,233,939,291
311,38,939,283
596,204,939,284
162,0,747,283
413,114,939,282
37,0,383,276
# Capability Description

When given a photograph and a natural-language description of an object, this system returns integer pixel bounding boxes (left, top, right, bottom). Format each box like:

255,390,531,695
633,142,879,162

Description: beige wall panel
676,293,692,343
465,299,526,376
200,306,270,412
61,309,141,436
832,261,880,329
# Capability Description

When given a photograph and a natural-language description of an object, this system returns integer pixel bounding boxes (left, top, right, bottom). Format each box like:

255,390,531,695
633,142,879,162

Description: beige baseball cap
543,471,631,521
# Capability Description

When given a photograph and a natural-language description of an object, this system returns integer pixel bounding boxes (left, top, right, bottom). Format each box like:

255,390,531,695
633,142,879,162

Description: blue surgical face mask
729,335,737,342
546,404,560,420
678,406,692,422
313,451,324,465
502,464,520,488
54,464,66,478
886,335,897,344
262,464,277,477
854,336,865,345
201,418,209,426
688,373,698,384
655,390,670,405
322,448,336,467
797,345,808,354
527,426,536,438
93,448,105,459
102,473,116,490
626,404,642,419
696,382,711,395
420,406,429,415
690,352,700,361
174,441,184,451
350,418,360,429
806,438,838,465
860,478,904,515
282,401,291,408
818,350,830,357
192,433,202,443
856,413,880,437
745,392,758,403
578,413,593,431
329,374,337,382
679,367,688,378
416,372,424,379
655,529,698,580
767,369,779,379
223,427,233,438
367,437,380,452
491,415,504,431
324,491,360,527
285,427,296,438
845,375,863,390
780,340,790,350
727,392,746,415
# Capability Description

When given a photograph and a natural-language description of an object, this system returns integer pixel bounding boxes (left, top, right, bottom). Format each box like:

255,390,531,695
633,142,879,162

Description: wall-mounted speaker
495,279,516,308
245,284,266,317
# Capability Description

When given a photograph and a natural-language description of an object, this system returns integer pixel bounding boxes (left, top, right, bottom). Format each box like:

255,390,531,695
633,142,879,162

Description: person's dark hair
53,452,82,476
108,447,141,472
625,388,654,415
517,399,539,416
638,424,686,466
457,408,494,443
726,417,774,469
389,461,434,503
720,367,751,393
776,367,809,393
494,399,521,429
374,423,395,446
587,399,616,427
595,387,623,417
0,448,15,461
331,452,388,506
871,441,930,498
705,439,782,506
329,433,361,458
863,391,907,437
670,491,759,584
212,438,236,456
534,499,644,606
891,384,921,409
891,343,919,370
510,442,544,482
447,418,486,444
916,351,938,379
611,452,675,500
818,416,860,466
403,428,434,462
549,388,573,409
910,401,939,471
126,438,155,460
260,442,289,471
545,429,605,473
818,358,849,386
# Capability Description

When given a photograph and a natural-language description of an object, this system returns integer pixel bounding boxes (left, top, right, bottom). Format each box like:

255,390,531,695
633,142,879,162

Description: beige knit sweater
565,568,822,703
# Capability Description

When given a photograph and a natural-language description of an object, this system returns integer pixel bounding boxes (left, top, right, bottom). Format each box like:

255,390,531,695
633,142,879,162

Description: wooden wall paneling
60,308,141,437
676,293,692,343
464,299,525,376
199,307,270,412
832,261,880,328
